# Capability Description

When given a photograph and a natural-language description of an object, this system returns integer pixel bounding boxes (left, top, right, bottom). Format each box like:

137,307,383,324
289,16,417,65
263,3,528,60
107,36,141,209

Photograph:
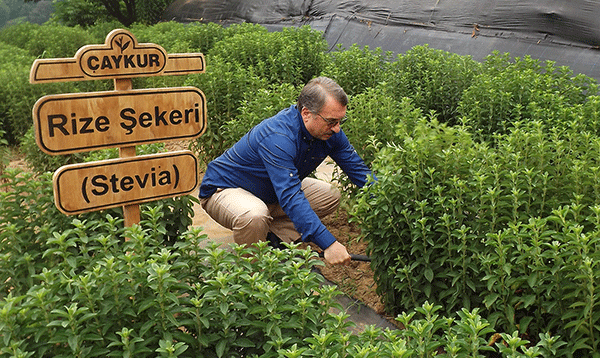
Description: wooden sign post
30,29,207,229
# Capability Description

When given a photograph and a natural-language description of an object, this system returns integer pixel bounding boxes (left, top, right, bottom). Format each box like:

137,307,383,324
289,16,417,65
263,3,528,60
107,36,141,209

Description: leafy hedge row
0,168,564,357
0,168,339,357
352,118,600,356
4,21,596,170
459,53,599,142
0,22,112,149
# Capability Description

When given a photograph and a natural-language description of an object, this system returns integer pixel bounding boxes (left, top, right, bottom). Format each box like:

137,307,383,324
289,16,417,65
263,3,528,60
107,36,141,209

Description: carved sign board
53,151,198,215
32,87,207,155
29,29,205,83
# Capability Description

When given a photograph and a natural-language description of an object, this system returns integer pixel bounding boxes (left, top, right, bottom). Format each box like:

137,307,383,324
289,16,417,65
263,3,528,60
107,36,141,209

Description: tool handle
350,254,372,262
318,252,371,262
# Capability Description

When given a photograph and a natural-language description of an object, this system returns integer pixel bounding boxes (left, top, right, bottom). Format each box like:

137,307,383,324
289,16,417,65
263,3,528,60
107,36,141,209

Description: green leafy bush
393,302,564,358
333,86,425,199
208,24,328,87
459,52,599,142
388,44,481,125
344,86,422,167
0,22,95,58
0,21,39,51
0,45,89,146
19,127,87,174
50,0,110,28
0,169,563,357
352,118,600,356
0,43,35,145
221,82,299,148
185,56,268,165
131,21,225,54
131,22,226,90
322,44,393,97
478,206,600,356
85,20,128,43
28,24,95,58
0,24,112,146
0,169,347,357
135,0,174,25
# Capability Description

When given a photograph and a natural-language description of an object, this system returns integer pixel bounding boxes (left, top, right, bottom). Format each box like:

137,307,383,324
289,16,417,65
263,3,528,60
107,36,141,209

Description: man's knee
232,207,271,245
313,183,341,217
235,207,270,231
329,186,341,206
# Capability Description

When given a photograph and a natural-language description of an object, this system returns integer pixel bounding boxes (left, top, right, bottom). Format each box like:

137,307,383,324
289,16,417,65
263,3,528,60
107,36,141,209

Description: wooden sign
29,29,205,83
53,151,198,215
32,86,207,155
29,28,207,224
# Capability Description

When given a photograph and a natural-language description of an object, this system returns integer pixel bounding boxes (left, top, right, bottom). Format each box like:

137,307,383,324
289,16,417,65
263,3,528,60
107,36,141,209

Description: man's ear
300,106,312,121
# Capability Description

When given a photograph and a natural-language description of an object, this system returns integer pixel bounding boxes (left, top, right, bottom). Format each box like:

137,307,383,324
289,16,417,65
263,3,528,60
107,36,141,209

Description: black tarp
163,0,600,81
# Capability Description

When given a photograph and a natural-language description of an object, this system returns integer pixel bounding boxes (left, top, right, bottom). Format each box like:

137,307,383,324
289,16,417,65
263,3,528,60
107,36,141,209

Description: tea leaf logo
115,36,130,53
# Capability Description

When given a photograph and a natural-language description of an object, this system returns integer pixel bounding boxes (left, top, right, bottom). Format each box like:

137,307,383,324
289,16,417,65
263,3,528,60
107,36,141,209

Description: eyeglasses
313,112,347,127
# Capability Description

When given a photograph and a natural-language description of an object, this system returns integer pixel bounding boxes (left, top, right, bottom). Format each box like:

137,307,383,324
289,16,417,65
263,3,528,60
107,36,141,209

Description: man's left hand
323,240,352,265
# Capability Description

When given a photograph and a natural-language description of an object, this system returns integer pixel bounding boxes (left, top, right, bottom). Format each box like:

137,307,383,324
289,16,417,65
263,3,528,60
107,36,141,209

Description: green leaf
216,339,227,358
424,267,434,282
526,273,538,288
522,294,536,308
68,335,79,352
484,293,500,308
219,302,229,316
235,338,255,348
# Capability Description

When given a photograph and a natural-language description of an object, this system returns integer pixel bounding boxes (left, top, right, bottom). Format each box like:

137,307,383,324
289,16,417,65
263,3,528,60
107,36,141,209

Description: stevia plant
352,113,600,356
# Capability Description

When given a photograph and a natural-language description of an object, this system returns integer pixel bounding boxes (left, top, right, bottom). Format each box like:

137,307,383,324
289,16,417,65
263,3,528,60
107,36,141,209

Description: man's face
301,96,346,141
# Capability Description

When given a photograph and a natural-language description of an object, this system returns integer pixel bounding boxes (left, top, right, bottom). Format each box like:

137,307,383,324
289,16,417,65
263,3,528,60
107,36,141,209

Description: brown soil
317,208,391,320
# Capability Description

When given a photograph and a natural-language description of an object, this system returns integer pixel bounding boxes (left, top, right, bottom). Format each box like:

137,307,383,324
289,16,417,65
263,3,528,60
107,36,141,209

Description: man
198,77,373,265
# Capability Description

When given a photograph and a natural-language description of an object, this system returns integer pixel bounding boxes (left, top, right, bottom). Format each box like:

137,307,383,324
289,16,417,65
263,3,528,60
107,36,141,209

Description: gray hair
297,77,348,113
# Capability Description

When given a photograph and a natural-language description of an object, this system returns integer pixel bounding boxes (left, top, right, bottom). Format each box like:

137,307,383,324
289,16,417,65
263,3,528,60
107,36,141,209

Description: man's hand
323,240,351,265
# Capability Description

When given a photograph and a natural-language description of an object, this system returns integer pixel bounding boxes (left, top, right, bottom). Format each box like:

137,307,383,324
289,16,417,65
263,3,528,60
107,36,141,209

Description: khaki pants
199,178,340,246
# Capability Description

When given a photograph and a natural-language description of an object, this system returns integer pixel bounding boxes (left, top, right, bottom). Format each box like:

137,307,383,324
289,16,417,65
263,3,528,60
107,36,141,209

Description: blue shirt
199,105,372,249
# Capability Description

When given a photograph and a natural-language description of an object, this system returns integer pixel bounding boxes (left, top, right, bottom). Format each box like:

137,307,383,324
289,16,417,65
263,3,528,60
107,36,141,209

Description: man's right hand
323,240,351,265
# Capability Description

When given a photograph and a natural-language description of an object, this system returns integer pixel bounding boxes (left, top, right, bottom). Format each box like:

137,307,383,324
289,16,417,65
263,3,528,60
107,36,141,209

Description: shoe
266,232,285,249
